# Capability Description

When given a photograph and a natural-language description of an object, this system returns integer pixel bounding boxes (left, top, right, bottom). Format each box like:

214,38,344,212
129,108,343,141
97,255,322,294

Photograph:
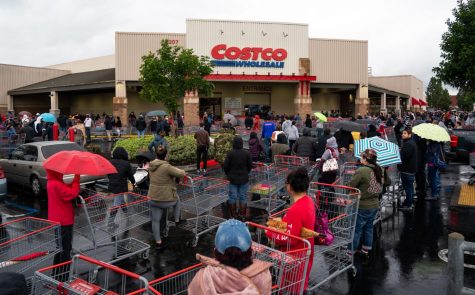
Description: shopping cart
32,254,149,295
339,162,361,185
271,182,360,291
0,217,61,278
274,155,319,180
379,165,401,218
73,193,150,264
176,176,229,247
147,222,311,295
248,164,288,214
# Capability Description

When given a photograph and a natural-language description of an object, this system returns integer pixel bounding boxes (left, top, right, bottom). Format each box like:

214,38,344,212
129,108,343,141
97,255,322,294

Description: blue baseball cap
215,219,252,254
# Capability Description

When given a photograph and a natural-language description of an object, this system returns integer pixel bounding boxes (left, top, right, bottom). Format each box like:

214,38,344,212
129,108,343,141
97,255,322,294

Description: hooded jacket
321,136,339,161
316,133,332,159
248,137,263,160
398,138,418,174
148,159,186,202
47,170,80,226
223,137,253,185
108,148,135,194
188,254,272,295
348,164,382,209
292,128,318,161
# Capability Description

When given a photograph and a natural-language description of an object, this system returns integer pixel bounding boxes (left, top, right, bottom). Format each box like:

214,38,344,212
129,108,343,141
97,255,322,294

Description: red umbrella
43,151,117,176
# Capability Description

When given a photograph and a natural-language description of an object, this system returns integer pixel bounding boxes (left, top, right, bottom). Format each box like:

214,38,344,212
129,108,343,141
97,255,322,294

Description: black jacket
105,117,113,130
334,130,354,149
223,137,252,185
316,134,332,159
293,129,318,161
244,117,253,129
108,148,135,193
19,126,35,142
398,138,418,174
136,118,147,131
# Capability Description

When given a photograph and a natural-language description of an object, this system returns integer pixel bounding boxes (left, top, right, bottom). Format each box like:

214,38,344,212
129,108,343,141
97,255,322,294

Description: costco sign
210,44,287,68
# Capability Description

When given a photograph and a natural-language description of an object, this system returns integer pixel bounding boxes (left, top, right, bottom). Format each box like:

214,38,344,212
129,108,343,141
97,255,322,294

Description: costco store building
5,19,425,126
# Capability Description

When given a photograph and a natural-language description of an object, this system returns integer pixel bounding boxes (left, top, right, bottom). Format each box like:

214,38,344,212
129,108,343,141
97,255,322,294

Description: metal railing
448,232,475,295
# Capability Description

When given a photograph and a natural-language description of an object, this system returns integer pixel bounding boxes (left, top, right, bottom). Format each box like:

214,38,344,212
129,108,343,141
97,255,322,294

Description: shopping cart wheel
191,236,199,247
142,250,149,259
350,265,357,277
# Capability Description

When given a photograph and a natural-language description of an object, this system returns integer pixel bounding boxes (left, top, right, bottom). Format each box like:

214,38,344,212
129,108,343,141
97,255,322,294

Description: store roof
8,68,115,95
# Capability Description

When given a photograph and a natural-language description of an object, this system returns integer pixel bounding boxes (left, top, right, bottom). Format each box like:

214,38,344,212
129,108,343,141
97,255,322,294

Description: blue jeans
428,165,440,198
263,137,271,160
400,172,415,207
352,208,378,251
229,183,249,205
137,130,145,138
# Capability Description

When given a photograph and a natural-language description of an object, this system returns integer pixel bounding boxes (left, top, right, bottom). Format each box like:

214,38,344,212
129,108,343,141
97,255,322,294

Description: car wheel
31,176,42,197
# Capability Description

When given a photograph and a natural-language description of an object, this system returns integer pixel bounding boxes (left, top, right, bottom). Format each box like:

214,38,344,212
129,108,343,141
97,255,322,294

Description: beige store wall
63,92,114,115
312,93,340,112
127,91,168,115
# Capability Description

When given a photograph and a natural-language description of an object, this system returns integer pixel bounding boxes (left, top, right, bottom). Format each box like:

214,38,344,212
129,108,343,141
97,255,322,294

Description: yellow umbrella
412,123,450,142
314,112,327,122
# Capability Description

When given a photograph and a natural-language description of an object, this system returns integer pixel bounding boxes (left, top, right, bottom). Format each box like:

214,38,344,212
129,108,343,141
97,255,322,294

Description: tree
457,89,475,111
139,39,214,113
434,0,475,95
426,77,451,109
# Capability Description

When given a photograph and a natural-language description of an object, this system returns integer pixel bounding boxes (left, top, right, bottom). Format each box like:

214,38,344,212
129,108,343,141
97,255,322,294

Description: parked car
446,129,475,163
0,165,7,196
0,141,105,197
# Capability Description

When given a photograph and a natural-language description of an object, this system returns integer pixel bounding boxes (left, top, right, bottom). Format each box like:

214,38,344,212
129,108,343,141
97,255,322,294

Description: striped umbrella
354,137,401,167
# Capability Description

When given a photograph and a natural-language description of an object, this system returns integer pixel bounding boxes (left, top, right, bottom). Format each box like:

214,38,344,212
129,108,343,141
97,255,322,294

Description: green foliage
114,136,154,160
457,89,475,111
435,0,475,95
214,133,235,165
426,77,452,109
139,39,215,113
114,135,215,166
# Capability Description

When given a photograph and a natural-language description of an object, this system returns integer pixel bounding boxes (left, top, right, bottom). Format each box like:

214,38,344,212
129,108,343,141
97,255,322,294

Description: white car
1,141,105,197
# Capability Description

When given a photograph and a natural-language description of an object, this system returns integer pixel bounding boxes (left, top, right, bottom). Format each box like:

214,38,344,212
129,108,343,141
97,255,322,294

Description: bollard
448,232,475,295
448,232,465,295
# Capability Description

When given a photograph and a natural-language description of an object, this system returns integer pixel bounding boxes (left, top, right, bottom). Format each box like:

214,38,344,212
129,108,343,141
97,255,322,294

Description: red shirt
267,195,315,291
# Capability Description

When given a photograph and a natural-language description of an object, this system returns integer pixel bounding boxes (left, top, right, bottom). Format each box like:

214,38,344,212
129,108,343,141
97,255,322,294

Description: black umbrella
335,121,366,133
356,119,377,126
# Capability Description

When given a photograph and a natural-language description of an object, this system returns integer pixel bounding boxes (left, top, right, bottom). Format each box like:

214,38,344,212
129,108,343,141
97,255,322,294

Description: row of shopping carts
25,221,311,294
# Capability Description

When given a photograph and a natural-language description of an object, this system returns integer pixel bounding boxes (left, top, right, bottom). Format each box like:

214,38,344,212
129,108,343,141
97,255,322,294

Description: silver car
0,141,105,197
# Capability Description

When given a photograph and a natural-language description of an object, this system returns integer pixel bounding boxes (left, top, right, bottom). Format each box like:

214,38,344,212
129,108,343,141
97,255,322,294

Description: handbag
314,191,334,246
322,148,339,173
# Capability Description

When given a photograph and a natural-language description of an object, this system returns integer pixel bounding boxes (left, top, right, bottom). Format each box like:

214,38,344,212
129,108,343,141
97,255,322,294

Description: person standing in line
223,136,253,220
18,121,35,143
194,123,210,175
349,149,383,259
150,116,158,135
248,132,264,162
304,114,312,128
107,147,135,229
398,128,418,210
426,140,445,201
245,114,254,130
203,114,211,135
84,114,93,145
318,136,339,184
47,170,80,265
176,113,184,136
287,121,299,150
57,114,68,140
281,116,292,136
115,116,122,137
293,127,318,161
271,133,291,159
316,128,332,159
104,115,113,142
316,118,324,139
148,147,186,249
261,116,276,161
252,115,260,131
136,115,147,138
414,134,427,200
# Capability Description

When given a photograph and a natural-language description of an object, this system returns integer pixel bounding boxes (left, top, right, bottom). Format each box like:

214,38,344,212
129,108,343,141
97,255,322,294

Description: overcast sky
0,0,458,93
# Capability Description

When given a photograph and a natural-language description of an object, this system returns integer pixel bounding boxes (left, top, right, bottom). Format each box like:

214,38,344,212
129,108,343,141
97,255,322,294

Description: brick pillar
184,90,200,126
355,84,369,116
294,81,312,116
380,92,387,115
49,91,60,117
395,95,401,116
113,97,128,127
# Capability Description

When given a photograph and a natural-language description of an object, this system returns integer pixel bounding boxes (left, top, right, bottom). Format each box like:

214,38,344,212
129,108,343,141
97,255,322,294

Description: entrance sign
224,97,242,109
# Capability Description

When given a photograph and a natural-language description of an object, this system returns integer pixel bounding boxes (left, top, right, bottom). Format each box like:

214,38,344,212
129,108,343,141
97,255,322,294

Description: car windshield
41,143,85,159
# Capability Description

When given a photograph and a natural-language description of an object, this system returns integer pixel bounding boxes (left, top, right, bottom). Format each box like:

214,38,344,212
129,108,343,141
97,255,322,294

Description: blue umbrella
146,110,167,117
39,113,56,123
354,137,401,167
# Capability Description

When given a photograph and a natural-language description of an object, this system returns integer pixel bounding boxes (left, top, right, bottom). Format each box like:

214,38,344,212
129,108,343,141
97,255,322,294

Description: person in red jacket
266,167,315,293
47,170,80,265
